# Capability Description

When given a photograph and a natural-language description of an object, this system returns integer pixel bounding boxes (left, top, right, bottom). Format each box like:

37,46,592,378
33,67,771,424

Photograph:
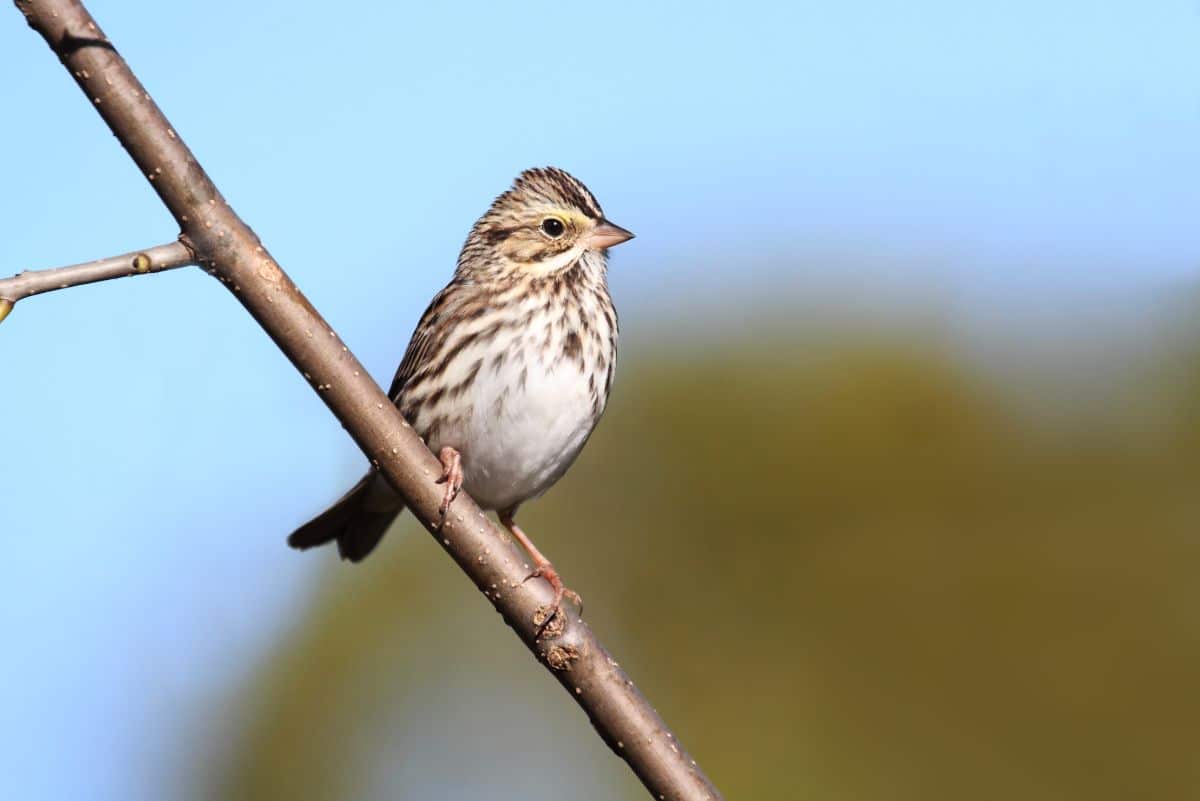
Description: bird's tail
287,470,403,562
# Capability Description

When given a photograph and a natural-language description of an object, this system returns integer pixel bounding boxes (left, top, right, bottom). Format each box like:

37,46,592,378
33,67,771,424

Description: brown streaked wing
387,284,456,402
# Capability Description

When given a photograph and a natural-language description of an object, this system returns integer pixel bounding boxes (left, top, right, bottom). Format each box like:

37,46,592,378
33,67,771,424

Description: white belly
405,261,617,513
431,353,600,512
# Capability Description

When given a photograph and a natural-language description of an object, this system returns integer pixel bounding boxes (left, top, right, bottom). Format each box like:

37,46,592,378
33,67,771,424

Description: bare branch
0,241,194,321
12,1,722,799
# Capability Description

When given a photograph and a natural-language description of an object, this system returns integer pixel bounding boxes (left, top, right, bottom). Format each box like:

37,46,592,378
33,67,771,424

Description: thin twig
11,1,722,799
0,241,194,322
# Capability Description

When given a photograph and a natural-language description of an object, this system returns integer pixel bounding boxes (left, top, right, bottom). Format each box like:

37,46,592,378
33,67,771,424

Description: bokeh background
2,1,1199,799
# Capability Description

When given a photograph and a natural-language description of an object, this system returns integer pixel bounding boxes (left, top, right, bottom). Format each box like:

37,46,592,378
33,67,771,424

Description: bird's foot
523,559,582,636
434,446,463,527
500,511,581,637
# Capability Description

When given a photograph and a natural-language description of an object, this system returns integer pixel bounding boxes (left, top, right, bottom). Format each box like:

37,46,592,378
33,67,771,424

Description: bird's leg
434,446,463,526
500,507,582,634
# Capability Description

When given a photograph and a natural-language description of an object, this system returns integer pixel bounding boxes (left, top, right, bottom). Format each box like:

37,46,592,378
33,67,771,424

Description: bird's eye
540,218,565,238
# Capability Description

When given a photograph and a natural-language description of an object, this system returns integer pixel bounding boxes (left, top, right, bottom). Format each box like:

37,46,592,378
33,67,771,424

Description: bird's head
459,167,634,279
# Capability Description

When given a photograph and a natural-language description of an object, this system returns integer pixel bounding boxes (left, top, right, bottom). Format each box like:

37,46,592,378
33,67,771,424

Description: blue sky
1,1,1198,799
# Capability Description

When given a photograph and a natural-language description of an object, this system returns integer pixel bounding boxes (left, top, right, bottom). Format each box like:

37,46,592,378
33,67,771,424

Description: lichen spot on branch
545,643,580,671
257,258,283,283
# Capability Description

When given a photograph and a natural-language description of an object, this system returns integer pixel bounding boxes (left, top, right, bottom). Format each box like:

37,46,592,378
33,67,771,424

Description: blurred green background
211,319,1200,801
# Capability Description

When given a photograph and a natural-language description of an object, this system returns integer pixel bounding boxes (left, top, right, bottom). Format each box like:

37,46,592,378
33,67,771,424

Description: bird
288,166,634,623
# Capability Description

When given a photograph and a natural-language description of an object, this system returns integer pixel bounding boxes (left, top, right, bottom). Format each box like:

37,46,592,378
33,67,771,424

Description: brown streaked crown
499,167,604,220
457,167,611,279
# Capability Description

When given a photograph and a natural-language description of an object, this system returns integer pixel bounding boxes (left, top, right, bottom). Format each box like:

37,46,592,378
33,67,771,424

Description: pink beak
587,219,636,250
